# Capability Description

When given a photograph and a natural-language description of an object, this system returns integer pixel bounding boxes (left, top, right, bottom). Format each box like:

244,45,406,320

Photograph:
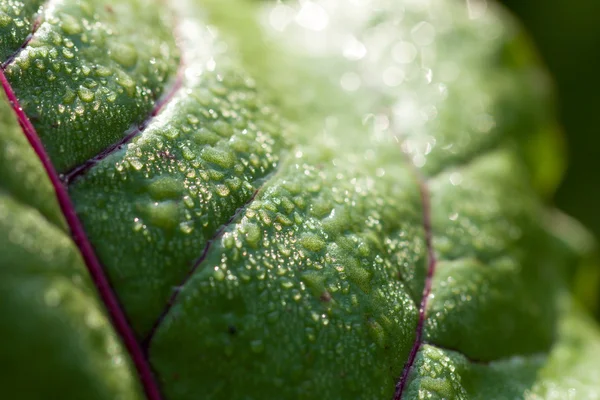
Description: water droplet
61,15,82,35
269,4,295,32
201,147,235,169
95,65,113,77
295,1,329,31
300,234,325,252
183,196,194,209
77,86,95,103
62,48,75,59
132,218,144,232
449,172,463,186
244,223,261,247
280,280,294,289
467,0,488,19
147,176,183,200
340,72,361,92
110,42,138,68
182,146,195,161
116,70,135,96
0,12,11,28
214,268,225,281
143,201,179,230
129,159,143,171
392,41,417,64
179,221,194,234
215,184,230,197
343,36,367,60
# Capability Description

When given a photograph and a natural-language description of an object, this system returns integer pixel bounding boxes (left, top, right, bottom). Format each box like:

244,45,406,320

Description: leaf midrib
0,2,168,399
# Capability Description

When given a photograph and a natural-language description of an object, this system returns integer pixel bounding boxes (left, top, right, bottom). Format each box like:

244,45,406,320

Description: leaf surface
0,0,599,399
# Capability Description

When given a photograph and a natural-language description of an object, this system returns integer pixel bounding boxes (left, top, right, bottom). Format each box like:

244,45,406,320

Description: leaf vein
142,166,283,350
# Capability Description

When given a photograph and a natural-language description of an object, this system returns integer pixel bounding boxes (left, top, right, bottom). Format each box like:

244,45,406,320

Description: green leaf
0,0,598,399
404,298,600,399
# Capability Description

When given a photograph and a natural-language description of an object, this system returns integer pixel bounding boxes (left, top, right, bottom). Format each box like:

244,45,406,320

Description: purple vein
63,66,185,185
142,187,265,350
393,169,436,400
0,44,165,400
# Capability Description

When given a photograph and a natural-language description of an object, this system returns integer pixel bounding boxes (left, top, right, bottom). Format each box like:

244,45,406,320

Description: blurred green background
501,0,600,314
502,0,600,236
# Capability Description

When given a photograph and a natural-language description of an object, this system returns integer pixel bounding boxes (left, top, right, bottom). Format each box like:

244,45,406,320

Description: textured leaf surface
404,299,600,400
1,0,599,399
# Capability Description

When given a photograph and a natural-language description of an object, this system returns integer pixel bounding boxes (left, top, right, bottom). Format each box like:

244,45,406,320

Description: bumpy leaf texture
1,0,599,399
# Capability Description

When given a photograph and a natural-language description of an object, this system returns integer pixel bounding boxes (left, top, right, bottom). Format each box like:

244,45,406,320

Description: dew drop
110,42,138,68
77,86,95,103
61,15,83,35
392,41,417,64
